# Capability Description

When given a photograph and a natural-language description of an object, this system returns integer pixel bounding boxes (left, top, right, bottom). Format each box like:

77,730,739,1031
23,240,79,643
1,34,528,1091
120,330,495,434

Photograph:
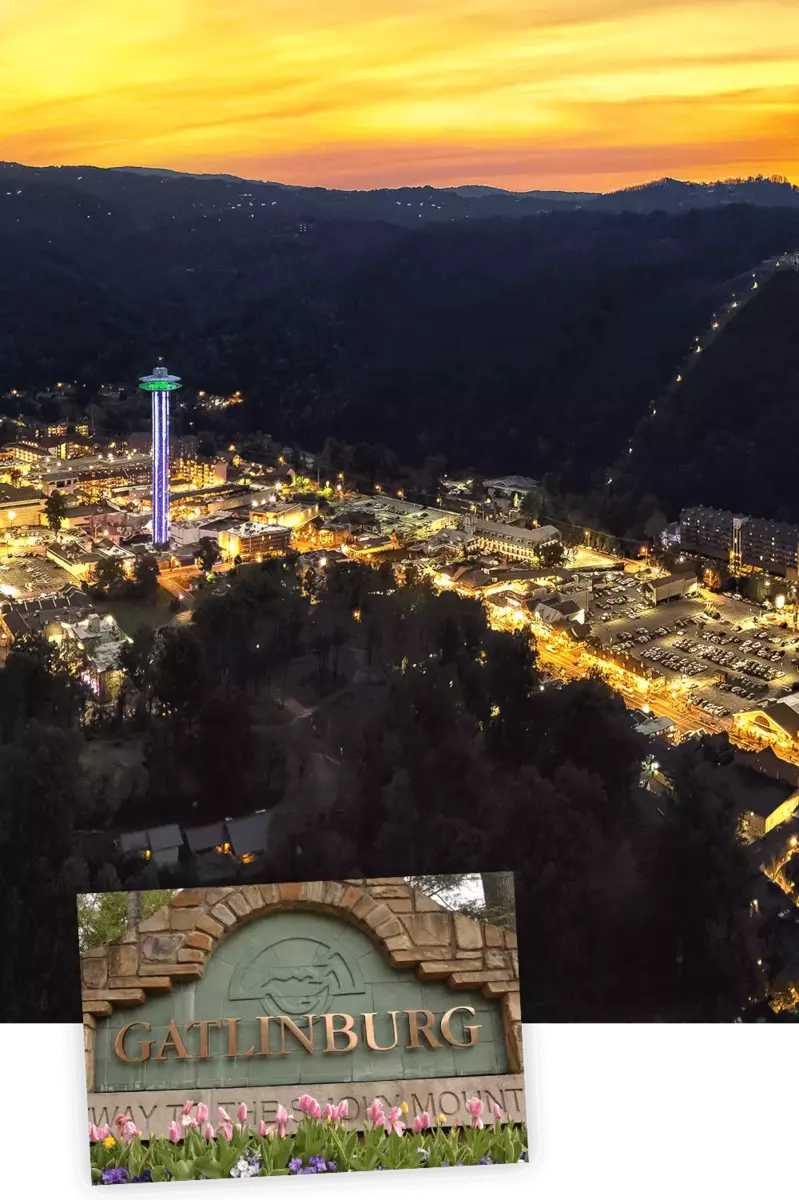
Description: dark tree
44,490,68,532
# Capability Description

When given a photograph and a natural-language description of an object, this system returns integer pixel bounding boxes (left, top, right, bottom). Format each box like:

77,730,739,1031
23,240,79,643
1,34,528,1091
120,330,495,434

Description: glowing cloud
1,0,798,188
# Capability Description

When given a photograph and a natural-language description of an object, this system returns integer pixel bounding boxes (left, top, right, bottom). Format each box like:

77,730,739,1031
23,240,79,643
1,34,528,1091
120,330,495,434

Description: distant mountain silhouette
1,163,797,232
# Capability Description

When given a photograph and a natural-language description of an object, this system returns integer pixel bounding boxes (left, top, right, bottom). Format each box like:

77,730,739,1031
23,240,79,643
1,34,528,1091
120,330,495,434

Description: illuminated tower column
139,365,181,548
730,515,748,579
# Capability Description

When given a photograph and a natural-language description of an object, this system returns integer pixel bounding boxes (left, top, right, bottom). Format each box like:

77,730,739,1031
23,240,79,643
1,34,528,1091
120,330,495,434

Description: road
158,566,199,608
508,618,799,763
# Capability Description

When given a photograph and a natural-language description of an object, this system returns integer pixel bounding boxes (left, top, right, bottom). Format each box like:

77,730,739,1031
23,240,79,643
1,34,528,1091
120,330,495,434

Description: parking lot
588,580,799,719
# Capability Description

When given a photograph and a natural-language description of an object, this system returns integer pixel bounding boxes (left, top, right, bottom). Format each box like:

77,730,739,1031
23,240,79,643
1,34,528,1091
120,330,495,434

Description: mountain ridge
1,162,798,224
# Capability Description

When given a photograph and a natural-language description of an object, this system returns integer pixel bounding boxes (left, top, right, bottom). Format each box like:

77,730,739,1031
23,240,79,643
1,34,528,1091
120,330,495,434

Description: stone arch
81,879,521,1091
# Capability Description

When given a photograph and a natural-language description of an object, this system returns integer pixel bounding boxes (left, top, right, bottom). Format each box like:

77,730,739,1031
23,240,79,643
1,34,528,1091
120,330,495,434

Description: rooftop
0,483,44,505
646,570,698,587
48,541,101,567
483,475,539,492
472,519,559,545
225,521,288,538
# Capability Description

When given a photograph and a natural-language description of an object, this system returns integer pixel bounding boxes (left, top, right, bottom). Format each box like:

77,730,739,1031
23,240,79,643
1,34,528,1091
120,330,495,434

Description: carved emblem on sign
228,937,365,1017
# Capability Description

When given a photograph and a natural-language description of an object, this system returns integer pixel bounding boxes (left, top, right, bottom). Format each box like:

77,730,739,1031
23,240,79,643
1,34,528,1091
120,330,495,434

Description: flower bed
89,1095,528,1182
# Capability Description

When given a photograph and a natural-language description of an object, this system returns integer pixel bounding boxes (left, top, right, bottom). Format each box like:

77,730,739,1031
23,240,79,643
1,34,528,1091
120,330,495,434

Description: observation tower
138,364,181,547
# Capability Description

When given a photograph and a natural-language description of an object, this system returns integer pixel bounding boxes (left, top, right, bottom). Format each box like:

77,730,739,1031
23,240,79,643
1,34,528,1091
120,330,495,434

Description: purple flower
101,1167,131,1184
131,1169,153,1183
326,1162,337,1172
288,1159,303,1174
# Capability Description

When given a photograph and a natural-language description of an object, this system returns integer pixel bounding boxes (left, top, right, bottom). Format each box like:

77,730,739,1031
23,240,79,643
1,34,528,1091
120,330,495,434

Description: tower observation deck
139,365,181,548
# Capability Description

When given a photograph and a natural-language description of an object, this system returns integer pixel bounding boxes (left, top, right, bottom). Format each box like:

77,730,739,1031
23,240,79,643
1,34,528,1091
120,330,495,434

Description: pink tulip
420,1111,431,1130
121,1121,139,1145
97,1124,111,1140
298,1094,316,1115
387,1106,405,1136
413,1116,423,1134
276,1105,291,1137
492,1102,503,1124
454,1118,462,1127
218,1107,232,1124
258,1120,269,1136
366,1099,384,1125
336,1100,349,1121
218,1122,233,1142
202,1123,215,1141
465,1097,484,1128
196,1103,209,1125
168,1121,181,1143
323,1103,333,1121
89,1123,101,1142
237,1102,248,1124
181,1101,194,1117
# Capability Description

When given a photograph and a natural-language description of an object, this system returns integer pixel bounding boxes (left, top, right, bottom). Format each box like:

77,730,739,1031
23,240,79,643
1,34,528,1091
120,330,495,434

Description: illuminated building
217,521,290,562
730,516,747,578
32,454,152,500
0,483,45,526
734,699,799,756
465,517,560,565
1,441,52,466
681,505,799,578
642,571,698,605
139,365,181,547
174,456,228,490
248,500,318,529
60,612,131,706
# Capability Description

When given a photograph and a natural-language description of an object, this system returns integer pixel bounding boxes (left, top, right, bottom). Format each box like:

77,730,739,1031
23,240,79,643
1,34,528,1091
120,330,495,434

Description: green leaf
191,1156,225,1180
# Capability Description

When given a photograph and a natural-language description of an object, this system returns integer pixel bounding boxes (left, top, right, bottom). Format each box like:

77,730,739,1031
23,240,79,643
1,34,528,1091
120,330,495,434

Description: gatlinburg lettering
113,1008,481,1062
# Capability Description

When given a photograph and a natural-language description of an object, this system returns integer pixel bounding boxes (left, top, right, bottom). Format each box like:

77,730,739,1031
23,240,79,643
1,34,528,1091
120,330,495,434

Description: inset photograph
80,876,528,1183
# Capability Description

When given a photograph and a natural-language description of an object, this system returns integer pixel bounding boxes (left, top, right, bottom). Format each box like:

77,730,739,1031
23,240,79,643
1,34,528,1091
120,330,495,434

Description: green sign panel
93,911,509,1093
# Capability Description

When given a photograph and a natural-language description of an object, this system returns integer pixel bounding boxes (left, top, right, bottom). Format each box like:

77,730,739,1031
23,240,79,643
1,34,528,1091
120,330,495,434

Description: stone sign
82,880,525,1129
87,1074,527,1137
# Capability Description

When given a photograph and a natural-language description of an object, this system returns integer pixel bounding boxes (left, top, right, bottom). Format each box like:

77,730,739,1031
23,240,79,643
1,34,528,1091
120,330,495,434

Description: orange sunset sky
2,0,799,191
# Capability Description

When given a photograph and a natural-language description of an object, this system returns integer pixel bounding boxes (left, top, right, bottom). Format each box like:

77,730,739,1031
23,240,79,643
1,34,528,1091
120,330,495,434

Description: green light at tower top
139,366,181,392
